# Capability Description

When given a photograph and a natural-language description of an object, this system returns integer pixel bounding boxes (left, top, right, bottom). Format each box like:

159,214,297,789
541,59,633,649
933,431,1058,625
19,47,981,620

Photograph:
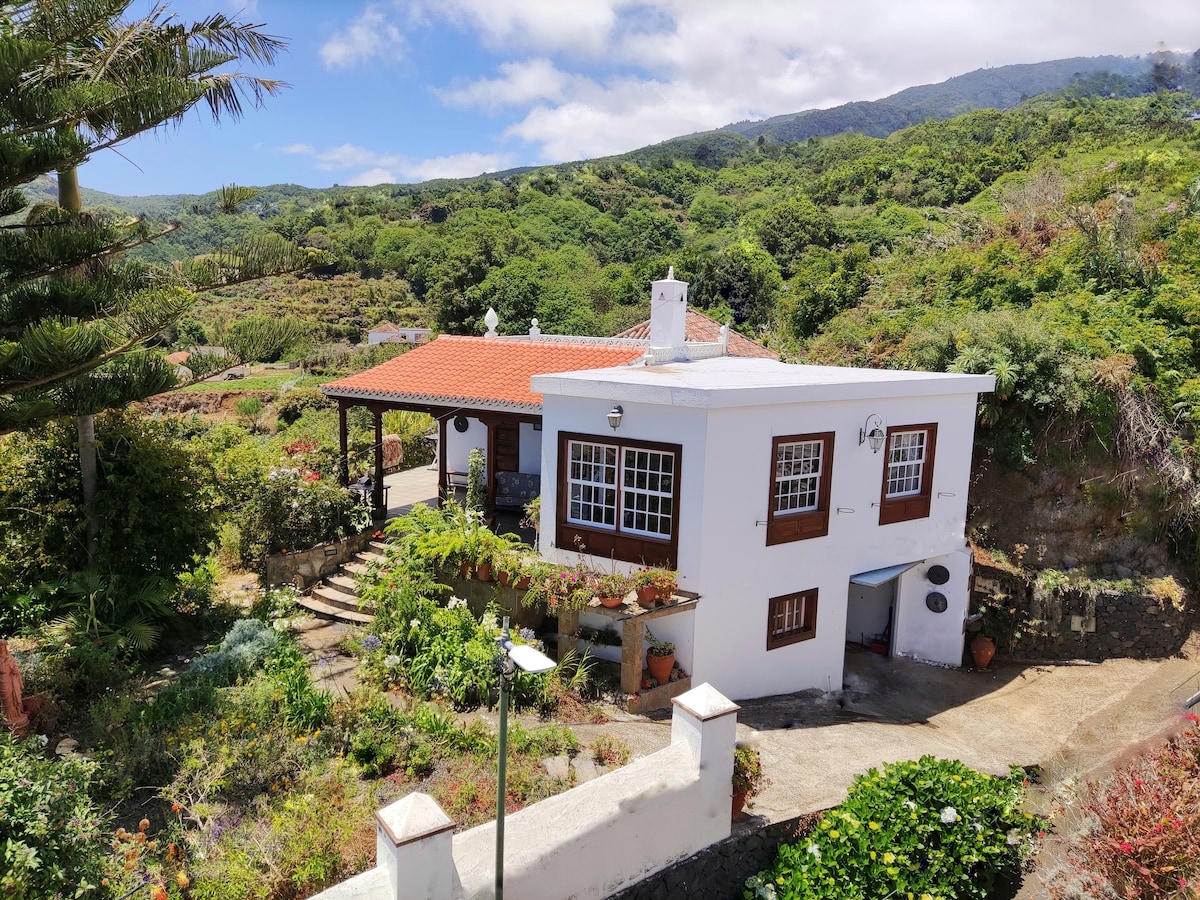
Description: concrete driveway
568,641,1200,823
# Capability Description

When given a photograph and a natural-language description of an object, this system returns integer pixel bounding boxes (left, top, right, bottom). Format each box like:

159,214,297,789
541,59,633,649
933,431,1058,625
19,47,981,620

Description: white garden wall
312,684,739,900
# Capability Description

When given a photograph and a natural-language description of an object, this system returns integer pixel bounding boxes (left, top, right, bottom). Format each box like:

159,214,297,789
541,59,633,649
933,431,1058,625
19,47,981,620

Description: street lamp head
507,643,556,674
859,414,885,453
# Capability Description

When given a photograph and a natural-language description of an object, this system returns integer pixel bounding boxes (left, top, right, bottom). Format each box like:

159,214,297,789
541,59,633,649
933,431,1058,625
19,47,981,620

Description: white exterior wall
518,423,541,474
892,546,973,666
540,386,982,701
444,417,487,475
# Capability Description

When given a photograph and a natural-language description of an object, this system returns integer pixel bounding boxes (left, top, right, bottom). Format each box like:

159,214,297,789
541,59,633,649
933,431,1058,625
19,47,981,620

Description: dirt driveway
568,641,1200,823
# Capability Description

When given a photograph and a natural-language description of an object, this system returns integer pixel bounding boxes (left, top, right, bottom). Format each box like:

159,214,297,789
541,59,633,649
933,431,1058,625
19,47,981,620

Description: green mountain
718,55,1153,143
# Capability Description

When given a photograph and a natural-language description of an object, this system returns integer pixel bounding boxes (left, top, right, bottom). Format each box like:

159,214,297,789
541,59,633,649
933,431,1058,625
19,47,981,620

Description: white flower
383,654,401,669
807,843,821,860
1007,831,1024,845
940,806,958,824
447,597,467,610
903,800,917,810
409,618,420,629
35,734,48,747
971,821,983,832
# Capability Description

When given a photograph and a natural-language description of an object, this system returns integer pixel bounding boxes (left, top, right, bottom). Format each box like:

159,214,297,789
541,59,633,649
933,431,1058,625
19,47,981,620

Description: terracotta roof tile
370,322,399,333
614,309,777,359
321,335,645,411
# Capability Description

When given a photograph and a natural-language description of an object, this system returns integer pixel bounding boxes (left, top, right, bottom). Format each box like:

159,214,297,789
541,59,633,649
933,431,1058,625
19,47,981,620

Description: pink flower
1118,841,1134,854
1134,779,1144,787
1186,712,1199,723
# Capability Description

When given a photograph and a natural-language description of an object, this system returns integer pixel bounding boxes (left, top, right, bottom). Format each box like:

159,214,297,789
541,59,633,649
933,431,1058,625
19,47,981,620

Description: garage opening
846,562,918,657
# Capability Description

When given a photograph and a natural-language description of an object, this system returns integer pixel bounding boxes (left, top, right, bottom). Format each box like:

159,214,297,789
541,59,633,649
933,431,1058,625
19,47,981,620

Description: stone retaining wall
263,531,373,590
972,563,1194,661
608,813,813,900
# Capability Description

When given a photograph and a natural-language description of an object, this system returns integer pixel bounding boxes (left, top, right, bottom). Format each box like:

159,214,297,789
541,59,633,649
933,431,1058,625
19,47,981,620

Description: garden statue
0,639,30,738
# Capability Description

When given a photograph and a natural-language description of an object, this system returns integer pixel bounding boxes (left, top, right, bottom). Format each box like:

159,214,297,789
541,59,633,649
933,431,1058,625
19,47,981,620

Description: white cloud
347,167,398,186
435,59,578,111
319,5,406,70
279,142,515,184
427,0,1200,163
410,0,623,56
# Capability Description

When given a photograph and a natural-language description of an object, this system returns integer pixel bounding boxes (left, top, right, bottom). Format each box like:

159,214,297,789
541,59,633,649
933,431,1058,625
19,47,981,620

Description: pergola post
337,401,350,486
372,406,385,518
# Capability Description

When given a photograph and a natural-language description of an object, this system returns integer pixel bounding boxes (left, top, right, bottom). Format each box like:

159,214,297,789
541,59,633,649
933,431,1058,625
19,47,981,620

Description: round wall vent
453,415,469,433
927,564,950,585
925,592,948,613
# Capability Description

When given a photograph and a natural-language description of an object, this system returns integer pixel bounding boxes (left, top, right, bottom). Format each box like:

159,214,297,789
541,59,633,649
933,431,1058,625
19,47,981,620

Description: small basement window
766,589,818,650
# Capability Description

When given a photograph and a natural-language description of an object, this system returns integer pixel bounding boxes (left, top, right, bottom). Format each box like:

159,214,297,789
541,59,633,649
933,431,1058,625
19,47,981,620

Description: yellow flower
883,852,896,865
887,867,899,876
830,829,839,838
869,821,881,830
296,736,308,744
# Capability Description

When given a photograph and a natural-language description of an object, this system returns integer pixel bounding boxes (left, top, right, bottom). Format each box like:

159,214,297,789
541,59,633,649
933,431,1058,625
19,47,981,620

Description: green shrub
191,618,280,680
238,469,368,566
0,735,107,900
276,386,334,425
751,756,1034,900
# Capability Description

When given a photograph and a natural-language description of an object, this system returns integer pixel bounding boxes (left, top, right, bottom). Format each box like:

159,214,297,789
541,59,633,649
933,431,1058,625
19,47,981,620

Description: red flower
1118,841,1134,854
1134,779,1144,787
1186,712,1199,723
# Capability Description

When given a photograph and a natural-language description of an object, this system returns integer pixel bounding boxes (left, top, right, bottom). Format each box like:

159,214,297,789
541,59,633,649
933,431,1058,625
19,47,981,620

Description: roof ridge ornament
484,308,499,338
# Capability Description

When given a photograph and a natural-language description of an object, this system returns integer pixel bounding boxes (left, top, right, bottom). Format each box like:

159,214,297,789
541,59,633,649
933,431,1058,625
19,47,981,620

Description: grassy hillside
53,71,1200,571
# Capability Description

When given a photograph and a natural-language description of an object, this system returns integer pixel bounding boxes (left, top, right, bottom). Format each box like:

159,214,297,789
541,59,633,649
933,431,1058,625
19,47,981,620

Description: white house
367,322,433,345
532,271,995,700
324,271,993,701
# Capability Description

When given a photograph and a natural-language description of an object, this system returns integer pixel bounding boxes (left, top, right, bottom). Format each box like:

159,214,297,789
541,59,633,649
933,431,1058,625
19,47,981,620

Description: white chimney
649,266,687,351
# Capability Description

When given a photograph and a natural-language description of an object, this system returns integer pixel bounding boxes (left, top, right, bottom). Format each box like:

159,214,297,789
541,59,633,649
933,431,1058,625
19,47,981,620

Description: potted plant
594,571,633,608
633,566,678,607
732,745,765,819
644,627,675,684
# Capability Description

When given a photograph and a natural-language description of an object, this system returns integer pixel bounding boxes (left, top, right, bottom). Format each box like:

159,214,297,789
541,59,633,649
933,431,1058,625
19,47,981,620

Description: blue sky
79,0,1200,198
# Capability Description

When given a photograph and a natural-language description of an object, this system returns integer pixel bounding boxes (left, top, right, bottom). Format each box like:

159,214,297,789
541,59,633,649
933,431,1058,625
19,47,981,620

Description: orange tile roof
370,322,399,332
321,335,646,411
614,309,778,359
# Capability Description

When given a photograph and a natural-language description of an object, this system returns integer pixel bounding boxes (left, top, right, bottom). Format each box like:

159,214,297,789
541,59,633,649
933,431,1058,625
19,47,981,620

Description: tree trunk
77,412,99,561
59,165,99,564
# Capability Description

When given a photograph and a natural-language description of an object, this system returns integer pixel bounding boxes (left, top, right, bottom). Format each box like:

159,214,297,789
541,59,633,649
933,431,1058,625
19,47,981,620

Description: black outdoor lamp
859,414,885,453
607,404,623,431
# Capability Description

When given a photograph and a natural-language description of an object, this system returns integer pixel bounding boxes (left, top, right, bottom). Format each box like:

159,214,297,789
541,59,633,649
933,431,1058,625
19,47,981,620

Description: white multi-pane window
885,430,927,498
565,440,676,539
774,439,823,513
621,448,674,538
567,440,618,528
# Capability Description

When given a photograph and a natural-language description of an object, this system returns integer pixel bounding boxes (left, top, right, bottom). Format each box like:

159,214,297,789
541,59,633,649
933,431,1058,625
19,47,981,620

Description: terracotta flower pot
731,788,749,820
598,594,625,609
971,634,996,669
646,652,674,685
636,585,658,608
514,575,531,590
476,562,492,582
459,561,472,578
497,569,511,587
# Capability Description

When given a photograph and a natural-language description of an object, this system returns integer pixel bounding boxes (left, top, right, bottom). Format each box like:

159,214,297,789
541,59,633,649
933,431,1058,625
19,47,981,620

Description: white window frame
620,446,675,539
885,430,927,499
566,439,618,530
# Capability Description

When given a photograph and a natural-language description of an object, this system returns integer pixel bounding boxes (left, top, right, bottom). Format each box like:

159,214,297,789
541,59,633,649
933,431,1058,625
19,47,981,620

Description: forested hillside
82,83,1200,570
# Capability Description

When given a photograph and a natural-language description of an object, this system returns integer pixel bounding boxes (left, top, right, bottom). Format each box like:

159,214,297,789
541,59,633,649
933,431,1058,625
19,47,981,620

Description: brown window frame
766,432,834,546
878,423,938,526
555,431,681,567
766,589,818,650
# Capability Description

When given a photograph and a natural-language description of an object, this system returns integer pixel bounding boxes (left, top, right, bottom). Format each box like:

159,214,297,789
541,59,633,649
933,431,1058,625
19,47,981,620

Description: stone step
354,550,387,565
295,592,374,625
312,584,373,614
341,561,373,577
369,540,390,554
327,573,359,594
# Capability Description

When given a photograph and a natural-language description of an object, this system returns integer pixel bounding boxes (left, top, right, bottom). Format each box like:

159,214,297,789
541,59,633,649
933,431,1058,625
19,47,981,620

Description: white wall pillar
670,683,740,846
375,793,456,900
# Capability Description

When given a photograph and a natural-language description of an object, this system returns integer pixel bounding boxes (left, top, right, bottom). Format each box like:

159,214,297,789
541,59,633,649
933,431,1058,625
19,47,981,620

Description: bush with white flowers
750,756,1036,899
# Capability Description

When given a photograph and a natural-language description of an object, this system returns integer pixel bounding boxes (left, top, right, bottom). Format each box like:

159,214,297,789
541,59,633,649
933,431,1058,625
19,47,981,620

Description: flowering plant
632,566,678,594
751,756,1035,899
733,745,766,796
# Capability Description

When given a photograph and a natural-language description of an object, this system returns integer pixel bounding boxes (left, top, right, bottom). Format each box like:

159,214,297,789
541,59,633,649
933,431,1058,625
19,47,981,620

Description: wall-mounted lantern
859,414,885,453
607,404,624,431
